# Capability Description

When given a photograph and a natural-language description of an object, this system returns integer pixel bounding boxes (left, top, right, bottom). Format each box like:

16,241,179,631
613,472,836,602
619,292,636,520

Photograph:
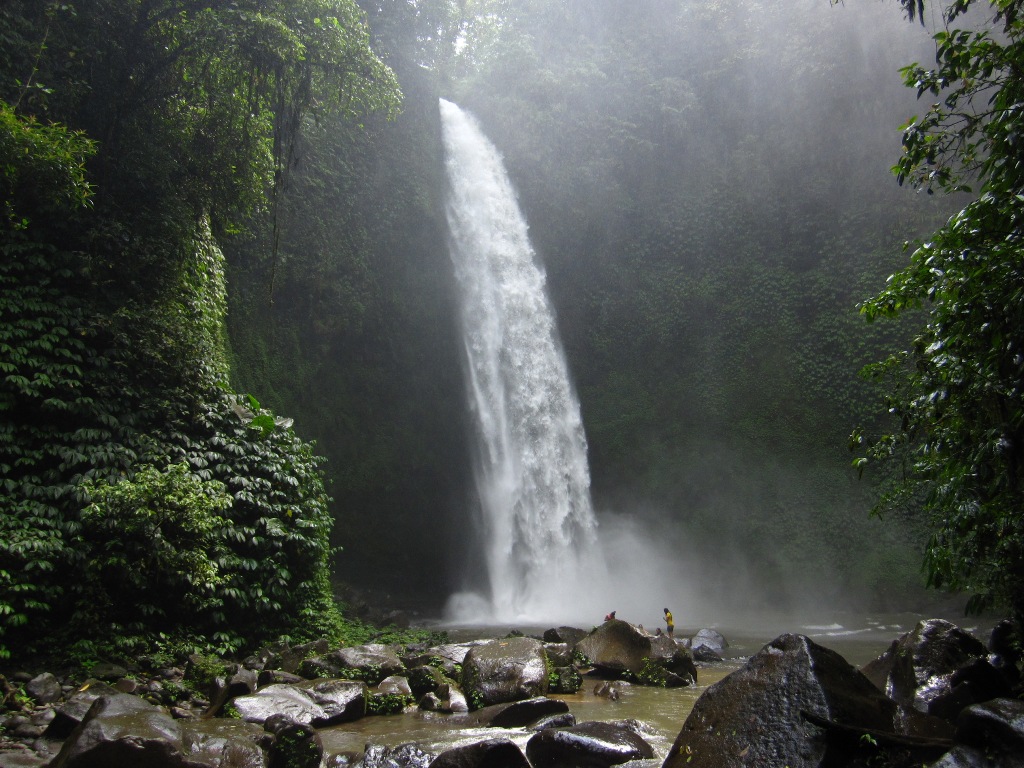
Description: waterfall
440,99,606,623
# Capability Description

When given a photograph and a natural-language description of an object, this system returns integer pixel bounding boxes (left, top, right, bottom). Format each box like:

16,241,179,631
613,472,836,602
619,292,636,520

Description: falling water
440,99,605,623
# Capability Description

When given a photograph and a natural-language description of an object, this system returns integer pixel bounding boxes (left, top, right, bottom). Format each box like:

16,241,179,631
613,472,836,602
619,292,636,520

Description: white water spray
440,99,607,623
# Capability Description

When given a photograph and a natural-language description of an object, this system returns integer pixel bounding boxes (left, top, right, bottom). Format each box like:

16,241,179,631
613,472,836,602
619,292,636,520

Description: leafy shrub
76,463,231,633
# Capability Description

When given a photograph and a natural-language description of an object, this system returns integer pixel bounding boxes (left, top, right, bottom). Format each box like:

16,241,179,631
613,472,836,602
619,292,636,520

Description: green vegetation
0,0,399,663
856,0,1024,627
3,0,1022,666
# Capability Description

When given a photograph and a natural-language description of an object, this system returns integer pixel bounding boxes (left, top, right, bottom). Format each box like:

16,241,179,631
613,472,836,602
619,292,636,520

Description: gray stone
690,628,727,652
460,637,548,709
25,673,62,705
47,693,267,768
232,679,367,728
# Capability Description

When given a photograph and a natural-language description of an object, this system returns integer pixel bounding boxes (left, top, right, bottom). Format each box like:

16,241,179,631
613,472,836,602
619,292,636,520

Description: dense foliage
857,0,1024,624
0,0,399,662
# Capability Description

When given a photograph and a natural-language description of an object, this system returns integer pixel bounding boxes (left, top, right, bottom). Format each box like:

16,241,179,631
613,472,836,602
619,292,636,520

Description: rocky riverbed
0,617,1021,767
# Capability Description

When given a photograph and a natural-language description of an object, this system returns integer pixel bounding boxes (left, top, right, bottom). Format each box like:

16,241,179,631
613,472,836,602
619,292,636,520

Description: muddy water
318,613,986,763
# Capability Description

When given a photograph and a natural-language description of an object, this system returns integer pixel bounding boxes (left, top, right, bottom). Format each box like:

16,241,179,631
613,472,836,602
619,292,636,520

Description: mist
279,0,977,622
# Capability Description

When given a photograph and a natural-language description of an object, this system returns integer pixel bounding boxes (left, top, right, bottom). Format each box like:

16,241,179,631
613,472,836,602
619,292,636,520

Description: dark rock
464,696,570,728
986,620,1023,689
113,678,138,694
886,619,990,718
663,648,698,685
257,670,305,688
205,666,259,717
593,681,626,700
418,691,445,712
263,713,323,768
43,681,119,739
542,643,573,667
956,697,1024,759
88,662,128,681
406,666,447,698
542,627,589,648
268,639,330,675
460,637,548,709
860,637,899,692
427,737,531,768
25,673,62,705
548,665,582,694
928,745,1011,768
662,633,925,768
47,692,267,768
528,712,577,731
401,645,471,680
360,742,435,768
692,645,723,663
182,718,271,766
525,720,655,767
575,620,653,677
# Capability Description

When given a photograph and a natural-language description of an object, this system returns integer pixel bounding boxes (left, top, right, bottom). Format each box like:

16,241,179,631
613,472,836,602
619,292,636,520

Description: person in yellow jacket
663,608,674,639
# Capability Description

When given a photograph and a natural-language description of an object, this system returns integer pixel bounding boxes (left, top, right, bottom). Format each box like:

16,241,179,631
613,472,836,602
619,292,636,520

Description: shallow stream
319,612,988,763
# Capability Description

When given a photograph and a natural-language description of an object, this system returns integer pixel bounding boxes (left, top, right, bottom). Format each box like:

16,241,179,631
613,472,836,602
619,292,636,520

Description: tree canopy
857,0,1024,624
0,0,400,661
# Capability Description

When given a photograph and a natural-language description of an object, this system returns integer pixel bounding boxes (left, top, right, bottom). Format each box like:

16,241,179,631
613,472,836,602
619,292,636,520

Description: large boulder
575,620,653,677
954,697,1024,762
525,720,655,767
48,693,267,768
360,743,435,768
460,637,548,709
44,680,119,739
232,680,367,727
662,633,932,768
690,628,728,654
464,697,569,728
297,644,404,684
542,627,589,648
873,619,1000,719
427,737,531,768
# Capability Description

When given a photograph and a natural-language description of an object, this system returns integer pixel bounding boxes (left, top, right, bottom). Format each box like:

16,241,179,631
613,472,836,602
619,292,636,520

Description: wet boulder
542,626,589,647
662,633,915,768
360,743,434,768
263,713,322,768
575,620,653,677
48,693,267,768
406,665,449,698
542,642,573,667
460,637,548,709
44,680,119,739
954,697,1024,761
427,737,531,768
298,644,404,685
232,679,367,727
264,639,330,675
548,665,583,694
525,720,655,767
25,673,62,705
883,619,994,718
464,696,569,728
